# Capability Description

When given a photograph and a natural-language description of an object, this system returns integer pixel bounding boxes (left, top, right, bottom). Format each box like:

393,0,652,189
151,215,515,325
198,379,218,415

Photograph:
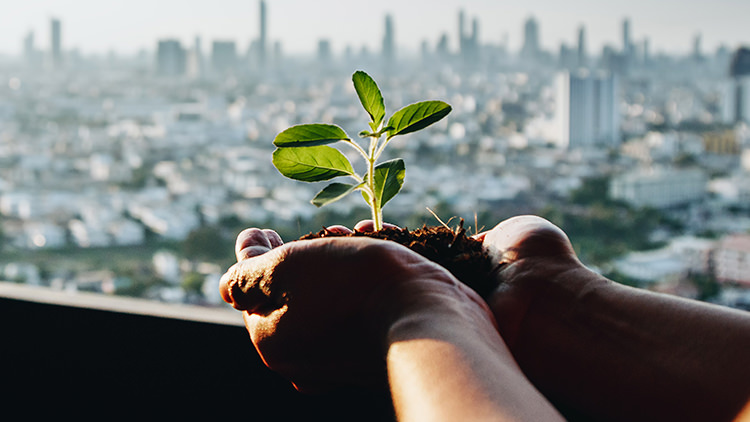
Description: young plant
271,70,451,231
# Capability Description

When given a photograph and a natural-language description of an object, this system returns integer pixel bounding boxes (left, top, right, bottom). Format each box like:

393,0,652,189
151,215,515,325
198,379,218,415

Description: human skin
478,215,750,422
220,227,564,421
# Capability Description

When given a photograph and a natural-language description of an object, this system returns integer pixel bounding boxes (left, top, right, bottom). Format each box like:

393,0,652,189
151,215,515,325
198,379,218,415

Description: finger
325,225,353,235
483,215,575,262
263,229,284,248
236,228,277,261
354,220,399,232
220,252,282,311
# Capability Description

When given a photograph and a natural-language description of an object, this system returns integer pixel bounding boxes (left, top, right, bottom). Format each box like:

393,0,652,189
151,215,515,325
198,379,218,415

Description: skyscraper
259,0,267,65
692,33,703,61
622,18,631,55
211,40,238,74
555,70,620,149
50,18,62,68
317,39,332,62
577,25,587,67
726,47,750,123
23,31,35,67
458,9,466,51
520,16,540,60
156,39,187,77
457,10,479,62
382,14,395,61
193,36,205,77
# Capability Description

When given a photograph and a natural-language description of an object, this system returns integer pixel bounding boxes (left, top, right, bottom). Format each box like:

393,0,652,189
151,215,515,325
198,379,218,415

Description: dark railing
0,282,394,420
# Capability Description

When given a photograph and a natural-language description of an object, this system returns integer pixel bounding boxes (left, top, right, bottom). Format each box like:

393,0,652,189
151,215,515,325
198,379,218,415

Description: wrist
382,271,499,350
488,256,610,351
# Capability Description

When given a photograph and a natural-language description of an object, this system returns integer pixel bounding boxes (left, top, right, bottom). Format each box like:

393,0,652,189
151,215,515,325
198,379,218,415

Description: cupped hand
475,215,588,347
220,225,490,393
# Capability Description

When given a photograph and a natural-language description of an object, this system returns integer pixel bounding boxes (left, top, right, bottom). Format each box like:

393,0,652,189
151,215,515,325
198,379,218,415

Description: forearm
502,265,750,421
386,306,563,422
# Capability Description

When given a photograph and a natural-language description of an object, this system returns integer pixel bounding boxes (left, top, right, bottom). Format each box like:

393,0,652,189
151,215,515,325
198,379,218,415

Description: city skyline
3,0,750,59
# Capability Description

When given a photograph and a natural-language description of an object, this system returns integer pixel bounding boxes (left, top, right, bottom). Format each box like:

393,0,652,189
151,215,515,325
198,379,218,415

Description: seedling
271,70,451,231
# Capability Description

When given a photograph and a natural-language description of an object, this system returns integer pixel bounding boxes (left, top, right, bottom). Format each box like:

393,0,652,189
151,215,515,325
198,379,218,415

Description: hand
219,226,492,393
475,215,589,347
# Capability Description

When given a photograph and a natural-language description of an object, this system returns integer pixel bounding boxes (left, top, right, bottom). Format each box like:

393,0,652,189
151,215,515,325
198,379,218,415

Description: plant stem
368,135,382,231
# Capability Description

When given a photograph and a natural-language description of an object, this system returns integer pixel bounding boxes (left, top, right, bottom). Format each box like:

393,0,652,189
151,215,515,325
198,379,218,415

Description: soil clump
300,222,499,298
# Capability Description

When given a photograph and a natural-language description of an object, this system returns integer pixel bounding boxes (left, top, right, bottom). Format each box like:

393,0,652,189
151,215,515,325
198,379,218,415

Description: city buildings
1,3,749,308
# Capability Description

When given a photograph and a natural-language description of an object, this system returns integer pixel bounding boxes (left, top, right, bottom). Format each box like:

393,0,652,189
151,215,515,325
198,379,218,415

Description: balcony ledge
0,281,394,420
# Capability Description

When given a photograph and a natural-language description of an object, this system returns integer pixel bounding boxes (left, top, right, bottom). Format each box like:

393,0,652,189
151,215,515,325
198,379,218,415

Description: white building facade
609,167,707,209
555,70,620,149
714,234,750,287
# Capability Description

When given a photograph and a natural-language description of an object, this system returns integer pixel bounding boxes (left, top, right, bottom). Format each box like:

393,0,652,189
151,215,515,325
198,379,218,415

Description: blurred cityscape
1,2,750,310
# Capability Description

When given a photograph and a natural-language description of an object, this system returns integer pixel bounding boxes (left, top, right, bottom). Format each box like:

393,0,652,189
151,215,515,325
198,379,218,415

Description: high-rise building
622,18,631,55
23,31,36,66
156,39,187,77
458,9,465,52
555,70,620,149
693,33,703,61
520,16,540,60
211,40,238,74
730,47,750,77
470,17,479,58
50,18,62,68
259,0,267,65
457,10,479,62
382,14,395,61
725,47,750,123
317,39,332,62
577,25,586,67
193,36,205,77
436,33,450,58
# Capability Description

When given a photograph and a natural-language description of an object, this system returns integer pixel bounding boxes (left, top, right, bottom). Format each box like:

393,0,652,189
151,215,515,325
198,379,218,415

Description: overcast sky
4,0,749,57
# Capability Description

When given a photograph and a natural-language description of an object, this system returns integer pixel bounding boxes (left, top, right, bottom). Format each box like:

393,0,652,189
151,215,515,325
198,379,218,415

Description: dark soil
300,221,499,298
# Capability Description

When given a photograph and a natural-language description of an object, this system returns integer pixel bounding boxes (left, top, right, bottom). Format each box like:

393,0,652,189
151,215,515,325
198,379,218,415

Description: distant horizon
3,0,749,58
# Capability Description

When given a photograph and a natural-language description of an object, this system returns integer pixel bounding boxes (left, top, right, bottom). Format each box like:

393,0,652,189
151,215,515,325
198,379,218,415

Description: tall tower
458,9,466,53
692,33,702,61
259,0,267,65
457,10,479,62
577,25,586,67
520,16,540,60
622,18,631,56
51,18,62,68
729,47,750,123
23,31,35,66
382,14,395,62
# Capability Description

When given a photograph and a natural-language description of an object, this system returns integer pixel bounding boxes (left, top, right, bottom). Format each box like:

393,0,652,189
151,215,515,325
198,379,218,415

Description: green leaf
352,71,385,128
371,159,405,207
273,124,349,147
311,182,363,207
272,146,355,182
386,101,452,140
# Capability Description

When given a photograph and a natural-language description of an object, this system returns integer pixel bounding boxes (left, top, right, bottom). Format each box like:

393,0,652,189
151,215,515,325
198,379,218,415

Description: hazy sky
4,0,749,57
